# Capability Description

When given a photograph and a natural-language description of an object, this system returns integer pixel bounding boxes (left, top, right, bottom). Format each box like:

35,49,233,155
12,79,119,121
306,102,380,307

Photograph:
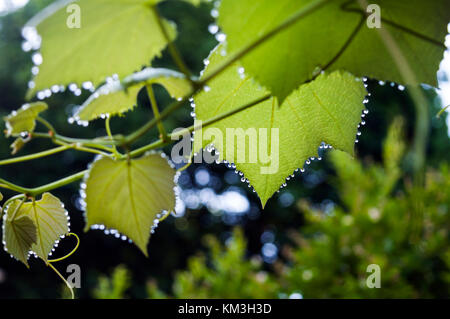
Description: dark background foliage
0,0,448,298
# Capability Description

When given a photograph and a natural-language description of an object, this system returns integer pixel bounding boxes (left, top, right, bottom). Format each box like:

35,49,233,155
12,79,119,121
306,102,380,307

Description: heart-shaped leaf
194,45,366,206
5,193,69,262
84,153,177,255
28,0,176,94
3,202,38,267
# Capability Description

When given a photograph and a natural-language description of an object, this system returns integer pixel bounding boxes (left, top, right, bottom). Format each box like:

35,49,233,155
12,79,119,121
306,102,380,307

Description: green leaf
219,0,449,102
10,137,27,155
3,213,38,267
6,193,69,262
73,68,192,122
84,153,177,255
29,0,176,94
194,45,366,206
3,102,48,137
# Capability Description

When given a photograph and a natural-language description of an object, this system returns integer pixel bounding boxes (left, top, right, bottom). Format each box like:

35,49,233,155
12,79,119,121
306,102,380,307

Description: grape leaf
29,0,176,94
10,137,27,155
84,153,177,255
7,193,69,262
3,208,38,267
219,0,449,102
194,45,366,206
74,68,192,122
3,102,48,137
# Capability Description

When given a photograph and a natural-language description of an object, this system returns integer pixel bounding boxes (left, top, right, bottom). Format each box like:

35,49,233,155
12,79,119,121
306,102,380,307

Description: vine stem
0,170,88,197
151,5,192,80
358,0,428,242
47,262,75,299
147,84,168,141
129,94,272,158
357,0,429,183
105,116,120,158
0,145,71,166
123,0,331,146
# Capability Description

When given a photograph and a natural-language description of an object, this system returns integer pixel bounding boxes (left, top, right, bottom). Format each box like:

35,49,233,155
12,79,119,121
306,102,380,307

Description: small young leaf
3,200,38,267
10,137,27,155
74,68,192,122
219,0,449,102
194,45,366,206
29,0,176,94
3,102,47,137
84,153,176,255
6,193,69,262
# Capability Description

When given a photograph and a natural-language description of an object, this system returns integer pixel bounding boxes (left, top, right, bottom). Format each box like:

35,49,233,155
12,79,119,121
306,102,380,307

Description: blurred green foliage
0,1,449,299
94,120,449,298
92,265,131,299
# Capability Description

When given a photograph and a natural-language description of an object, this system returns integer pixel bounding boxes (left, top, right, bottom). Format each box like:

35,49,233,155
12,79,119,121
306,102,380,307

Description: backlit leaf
7,193,69,262
3,215,37,267
194,45,366,206
2,199,37,267
219,0,449,102
74,68,192,122
3,102,47,137
84,153,177,255
10,137,27,155
29,0,176,94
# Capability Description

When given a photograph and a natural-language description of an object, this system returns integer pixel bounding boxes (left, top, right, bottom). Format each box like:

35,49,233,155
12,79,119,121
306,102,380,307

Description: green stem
105,117,120,158
0,178,30,194
123,97,186,146
151,5,192,80
175,94,272,137
27,170,88,196
36,116,57,135
32,132,115,151
357,0,428,183
0,145,71,166
147,84,168,141
129,94,272,158
0,171,87,197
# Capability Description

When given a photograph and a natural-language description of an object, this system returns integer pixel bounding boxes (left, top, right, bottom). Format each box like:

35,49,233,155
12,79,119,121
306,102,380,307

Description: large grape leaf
219,0,449,102
194,45,366,206
29,0,175,94
3,102,47,137
73,68,192,122
84,153,176,255
4,193,69,263
2,200,37,267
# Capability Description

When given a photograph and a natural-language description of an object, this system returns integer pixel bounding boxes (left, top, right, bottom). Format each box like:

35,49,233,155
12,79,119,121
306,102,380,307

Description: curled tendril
46,233,80,299
48,232,80,263
436,104,450,118
176,151,194,173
